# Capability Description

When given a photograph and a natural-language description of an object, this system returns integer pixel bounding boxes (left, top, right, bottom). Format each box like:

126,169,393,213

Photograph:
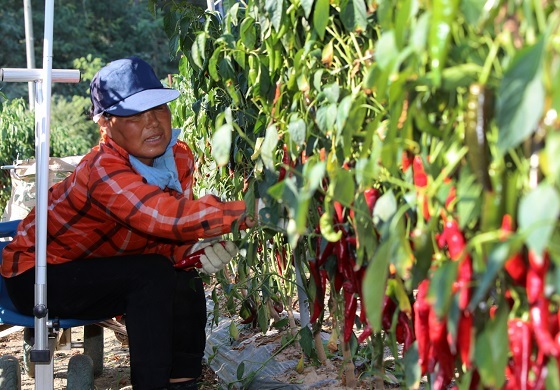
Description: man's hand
174,240,239,273
199,241,239,274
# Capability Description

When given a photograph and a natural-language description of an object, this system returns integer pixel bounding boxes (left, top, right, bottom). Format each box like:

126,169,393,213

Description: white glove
198,241,239,274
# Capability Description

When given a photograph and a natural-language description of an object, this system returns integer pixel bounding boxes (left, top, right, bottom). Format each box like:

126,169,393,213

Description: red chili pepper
414,280,432,375
334,201,344,224
428,309,455,384
500,214,514,240
278,144,291,181
358,324,373,343
525,250,549,305
358,296,367,324
507,319,532,390
504,364,518,390
469,370,480,390
456,312,473,368
412,156,430,221
530,297,559,357
531,349,546,390
240,297,257,324
528,250,549,276
363,188,380,214
438,220,471,310
402,150,414,172
309,259,325,324
500,215,527,285
344,290,358,342
275,248,288,276
505,253,527,286
174,241,228,269
413,156,428,187
336,239,348,283
382,295,397,331
526,267,545,305
457,256,473,311
332,272,343,292
432,367,454,390
317,240,336,267
437,220,466,260
395,311,415,352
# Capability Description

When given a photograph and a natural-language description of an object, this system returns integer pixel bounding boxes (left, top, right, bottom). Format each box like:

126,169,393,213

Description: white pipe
1,68,80,83
34,1,54,387
23,0,36,109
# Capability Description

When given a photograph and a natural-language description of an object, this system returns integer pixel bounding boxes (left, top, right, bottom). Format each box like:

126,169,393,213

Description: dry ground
0,325,220,390
0,320,381,389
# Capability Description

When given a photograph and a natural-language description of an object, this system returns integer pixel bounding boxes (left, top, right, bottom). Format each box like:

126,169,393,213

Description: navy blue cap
90,57,179,118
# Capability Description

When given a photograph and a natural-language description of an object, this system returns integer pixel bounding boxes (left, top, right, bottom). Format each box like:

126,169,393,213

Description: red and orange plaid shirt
1,132,247,278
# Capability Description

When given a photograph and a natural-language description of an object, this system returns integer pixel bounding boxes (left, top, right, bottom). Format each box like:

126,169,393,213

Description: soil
0,284,387,390
0,320,379,390
0,325,220,390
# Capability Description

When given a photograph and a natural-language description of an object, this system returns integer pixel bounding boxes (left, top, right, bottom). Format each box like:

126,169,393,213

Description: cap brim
104,88,180,116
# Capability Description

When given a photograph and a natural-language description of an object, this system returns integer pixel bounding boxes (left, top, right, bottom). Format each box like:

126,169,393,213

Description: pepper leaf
403,342,421,389
340,0,368,33
300,0,314,19
265,0,283,32
211,123,232,167
240,17,256,49
468,238,521,312
260,124,279,170
475,305,508,388
288,115,307,148
331,168,355,206
313,0,330,40
518,182,560,255
496,38,545,155
363,239,391,331
427,260,458,318
373,190,397,226
236,361,245,380
546,359,560,390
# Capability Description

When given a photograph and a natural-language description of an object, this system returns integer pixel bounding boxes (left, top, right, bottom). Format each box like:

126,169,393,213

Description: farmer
1,56,256,390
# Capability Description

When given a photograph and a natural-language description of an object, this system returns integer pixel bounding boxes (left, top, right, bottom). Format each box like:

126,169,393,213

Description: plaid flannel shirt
1,133,246,278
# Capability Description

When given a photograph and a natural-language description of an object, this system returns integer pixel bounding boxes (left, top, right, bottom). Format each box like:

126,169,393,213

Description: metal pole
1,68,80,83
23,0,36,109
33,0,54,388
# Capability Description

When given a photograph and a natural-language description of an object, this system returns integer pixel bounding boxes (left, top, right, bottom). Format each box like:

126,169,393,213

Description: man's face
100,104,172,165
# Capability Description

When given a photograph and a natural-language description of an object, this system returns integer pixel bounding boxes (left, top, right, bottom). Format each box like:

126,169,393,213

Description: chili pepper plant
154,0,560,388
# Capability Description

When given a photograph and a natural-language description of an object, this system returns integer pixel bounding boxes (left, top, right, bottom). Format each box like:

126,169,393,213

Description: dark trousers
4,254,207,390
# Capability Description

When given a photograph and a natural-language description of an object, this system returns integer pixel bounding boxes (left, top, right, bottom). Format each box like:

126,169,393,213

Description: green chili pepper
465,83,494,192
429,0,460,87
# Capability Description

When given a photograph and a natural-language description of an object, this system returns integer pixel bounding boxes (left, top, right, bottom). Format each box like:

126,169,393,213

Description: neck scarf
129,128,183,193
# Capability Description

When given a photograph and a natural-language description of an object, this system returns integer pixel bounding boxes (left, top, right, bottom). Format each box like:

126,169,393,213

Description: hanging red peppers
414,280,432,375
507,319,532,390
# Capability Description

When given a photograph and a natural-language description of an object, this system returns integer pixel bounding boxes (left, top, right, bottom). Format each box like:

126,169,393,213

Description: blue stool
0,219,105,386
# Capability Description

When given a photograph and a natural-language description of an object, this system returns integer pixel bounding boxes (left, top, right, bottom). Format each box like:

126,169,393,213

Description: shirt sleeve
87,149,247,242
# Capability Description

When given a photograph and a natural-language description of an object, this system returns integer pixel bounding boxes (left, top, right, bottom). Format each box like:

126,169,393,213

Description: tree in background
0,0,184,215
0,0,179,100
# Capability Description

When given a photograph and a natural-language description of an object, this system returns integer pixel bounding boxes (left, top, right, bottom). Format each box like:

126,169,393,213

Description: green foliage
1,0,178,100
0,98,95,215
156,0,560,387
0,99,35,163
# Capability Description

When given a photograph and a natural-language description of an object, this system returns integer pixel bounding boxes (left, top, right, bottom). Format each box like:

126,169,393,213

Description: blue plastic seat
0,219,100,328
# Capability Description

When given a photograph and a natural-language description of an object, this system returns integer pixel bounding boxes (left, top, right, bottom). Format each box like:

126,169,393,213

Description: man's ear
97,116,112,137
